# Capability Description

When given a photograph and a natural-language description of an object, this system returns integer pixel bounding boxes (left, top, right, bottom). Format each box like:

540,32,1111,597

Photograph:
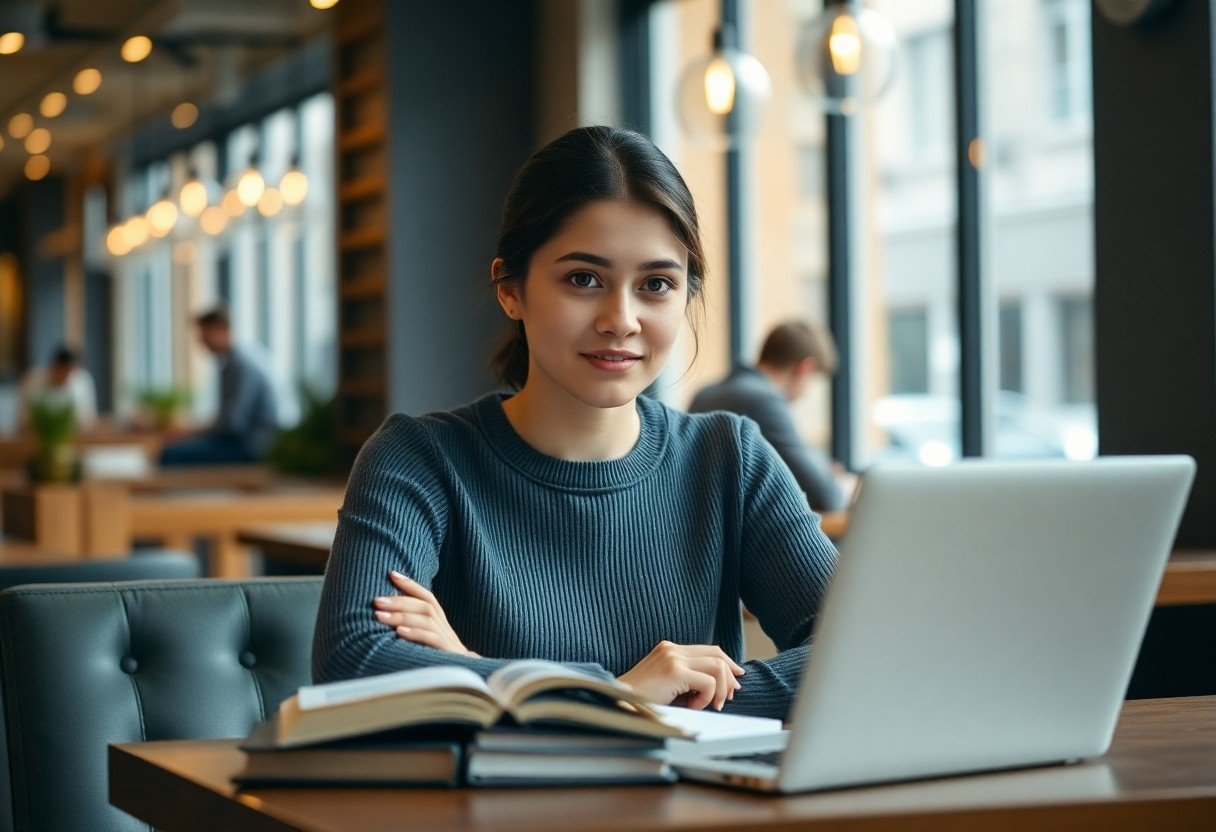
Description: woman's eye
568,272,600,288
642,277,673,294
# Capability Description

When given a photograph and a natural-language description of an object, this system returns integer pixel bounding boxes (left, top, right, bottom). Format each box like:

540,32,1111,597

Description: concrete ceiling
0,0,331,199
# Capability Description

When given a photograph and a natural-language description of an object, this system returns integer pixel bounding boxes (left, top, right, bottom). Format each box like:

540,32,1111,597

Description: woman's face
498,198,690,410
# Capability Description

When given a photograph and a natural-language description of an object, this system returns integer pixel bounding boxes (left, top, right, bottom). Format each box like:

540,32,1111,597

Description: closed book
272,660,689,749
466,748,675,787
473,726,666,754
234,720,463,787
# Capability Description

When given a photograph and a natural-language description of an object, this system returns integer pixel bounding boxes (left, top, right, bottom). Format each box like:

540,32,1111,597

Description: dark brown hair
195,306,231,330
757,320,839,375
490,126,707,390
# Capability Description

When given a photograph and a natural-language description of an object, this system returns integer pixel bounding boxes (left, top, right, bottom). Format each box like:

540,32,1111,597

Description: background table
109,696,1216,831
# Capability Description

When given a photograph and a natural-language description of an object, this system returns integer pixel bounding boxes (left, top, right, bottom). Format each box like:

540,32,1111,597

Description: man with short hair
689,320,850,512
159,307,280,466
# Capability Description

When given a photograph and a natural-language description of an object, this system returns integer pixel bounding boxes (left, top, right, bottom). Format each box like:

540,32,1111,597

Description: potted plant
27,398,78,483
136,387,192,431
267,384,340,476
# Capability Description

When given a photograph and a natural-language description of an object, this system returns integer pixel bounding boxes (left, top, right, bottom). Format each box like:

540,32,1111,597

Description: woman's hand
373,571,479,656
617,641,745,711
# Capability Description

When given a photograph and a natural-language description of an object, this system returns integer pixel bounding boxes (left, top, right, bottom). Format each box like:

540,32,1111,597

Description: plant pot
29,443,81,484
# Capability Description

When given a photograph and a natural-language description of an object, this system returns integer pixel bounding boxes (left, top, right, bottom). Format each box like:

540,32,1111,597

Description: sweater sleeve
311,415,612,684
726,418,838,718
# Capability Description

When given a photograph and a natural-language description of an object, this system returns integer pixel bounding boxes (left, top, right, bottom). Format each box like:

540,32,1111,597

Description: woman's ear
494,267,522,320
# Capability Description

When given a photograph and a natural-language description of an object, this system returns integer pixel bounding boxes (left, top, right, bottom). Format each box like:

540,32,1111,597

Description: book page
487,660,631,706
652,705,784,742
296,665,491,711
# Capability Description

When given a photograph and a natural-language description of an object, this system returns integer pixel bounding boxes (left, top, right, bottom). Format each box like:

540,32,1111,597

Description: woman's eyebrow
556,251,612,268
555,252,683,272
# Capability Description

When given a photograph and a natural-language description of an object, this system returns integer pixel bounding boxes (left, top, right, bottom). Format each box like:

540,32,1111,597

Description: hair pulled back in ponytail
489,126,707,390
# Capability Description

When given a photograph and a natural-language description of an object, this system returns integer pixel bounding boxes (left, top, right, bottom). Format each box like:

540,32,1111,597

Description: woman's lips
581,351,641,372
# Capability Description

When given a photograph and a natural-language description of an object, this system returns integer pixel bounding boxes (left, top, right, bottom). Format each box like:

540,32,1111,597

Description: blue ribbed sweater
312,393,838,719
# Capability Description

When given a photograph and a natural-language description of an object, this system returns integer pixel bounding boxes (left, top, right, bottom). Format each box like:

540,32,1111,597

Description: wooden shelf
338,66,385,99
339,274,386,300
339,174,385,203
335,0,389,461
339,120,386,153
340,326,386,349
339,225,386,252
339,379,386,398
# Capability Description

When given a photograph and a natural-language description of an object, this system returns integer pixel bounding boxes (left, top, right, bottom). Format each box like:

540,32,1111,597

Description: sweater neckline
473,393,670,492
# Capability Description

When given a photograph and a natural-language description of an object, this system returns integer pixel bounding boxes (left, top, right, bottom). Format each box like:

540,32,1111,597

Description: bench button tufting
120,657,138,674
239,650,257,669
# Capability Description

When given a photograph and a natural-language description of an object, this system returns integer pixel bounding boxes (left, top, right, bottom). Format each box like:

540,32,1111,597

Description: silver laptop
674,455,1196,793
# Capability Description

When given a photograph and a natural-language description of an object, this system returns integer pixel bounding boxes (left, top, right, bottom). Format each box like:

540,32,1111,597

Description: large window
652,0,833,451
643,0,1098,468
984,0,1096,459
111,92,336,428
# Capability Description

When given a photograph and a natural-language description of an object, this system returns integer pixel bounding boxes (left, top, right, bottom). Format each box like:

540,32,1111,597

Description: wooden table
131,489,344,578
238,521,338,570
109,696,1216,831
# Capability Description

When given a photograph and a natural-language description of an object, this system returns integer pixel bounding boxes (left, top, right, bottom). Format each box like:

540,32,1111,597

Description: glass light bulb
0,32,23,55
74,68,102,95
222,189,246,217
147,199,178,237
106,225,129,257
40,92,67,119
24,154,50,181
704,57,737,116
124,216,150,249
279,169,309,206
797,6,898,115
677,47,771,148
828,15,862,76
236,170,265,207
200,205,229,235
122,36,152,63
179,180,209,217
257,187,283,218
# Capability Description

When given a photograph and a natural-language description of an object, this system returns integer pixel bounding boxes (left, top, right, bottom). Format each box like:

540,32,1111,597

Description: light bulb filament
829,15,862,76
704,57,736,116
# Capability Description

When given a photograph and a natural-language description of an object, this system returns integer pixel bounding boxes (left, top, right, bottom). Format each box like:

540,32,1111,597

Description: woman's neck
500,383,641,462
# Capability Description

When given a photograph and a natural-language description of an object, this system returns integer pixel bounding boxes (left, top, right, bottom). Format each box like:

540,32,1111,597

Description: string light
179,179,210,217
24,128,51,155
8,113,32,140
24,155,50,181
236,169,265,207
40,92,67,119
257,187,283,217
221,189,246,217
121,35,152,63
279,168,308,206
200,205,229,235
171,102,198,129
146,196,179,238
73,68,102,96
0,33,23,55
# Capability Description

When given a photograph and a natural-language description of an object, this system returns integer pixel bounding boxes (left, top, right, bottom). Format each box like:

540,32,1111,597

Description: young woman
312,126,837,719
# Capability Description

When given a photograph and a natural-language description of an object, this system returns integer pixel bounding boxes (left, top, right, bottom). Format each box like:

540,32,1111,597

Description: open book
271,660,692,748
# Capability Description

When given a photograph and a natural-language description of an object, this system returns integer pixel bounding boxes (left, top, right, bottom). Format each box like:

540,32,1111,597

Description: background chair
1,575,321,832
0,551,200,832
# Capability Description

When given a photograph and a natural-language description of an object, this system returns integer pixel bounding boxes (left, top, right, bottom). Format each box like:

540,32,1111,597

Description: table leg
211,533,251,579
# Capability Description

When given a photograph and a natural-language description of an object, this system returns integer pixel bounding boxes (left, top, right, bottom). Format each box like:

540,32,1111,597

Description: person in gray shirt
689,321,850,512
160,307,280,466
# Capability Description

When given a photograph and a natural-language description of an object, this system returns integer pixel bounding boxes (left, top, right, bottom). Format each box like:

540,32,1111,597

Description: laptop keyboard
723,750,783,767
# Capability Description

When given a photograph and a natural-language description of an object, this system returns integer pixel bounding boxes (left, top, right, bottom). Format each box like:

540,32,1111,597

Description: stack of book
237,660,776,788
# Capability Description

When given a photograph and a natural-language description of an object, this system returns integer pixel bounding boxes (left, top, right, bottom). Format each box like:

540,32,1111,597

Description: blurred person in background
159,307,280,466
17,345,97,432
689,320,852,512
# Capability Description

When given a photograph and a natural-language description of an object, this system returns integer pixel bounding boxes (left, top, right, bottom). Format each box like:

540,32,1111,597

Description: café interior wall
384,0,539,415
